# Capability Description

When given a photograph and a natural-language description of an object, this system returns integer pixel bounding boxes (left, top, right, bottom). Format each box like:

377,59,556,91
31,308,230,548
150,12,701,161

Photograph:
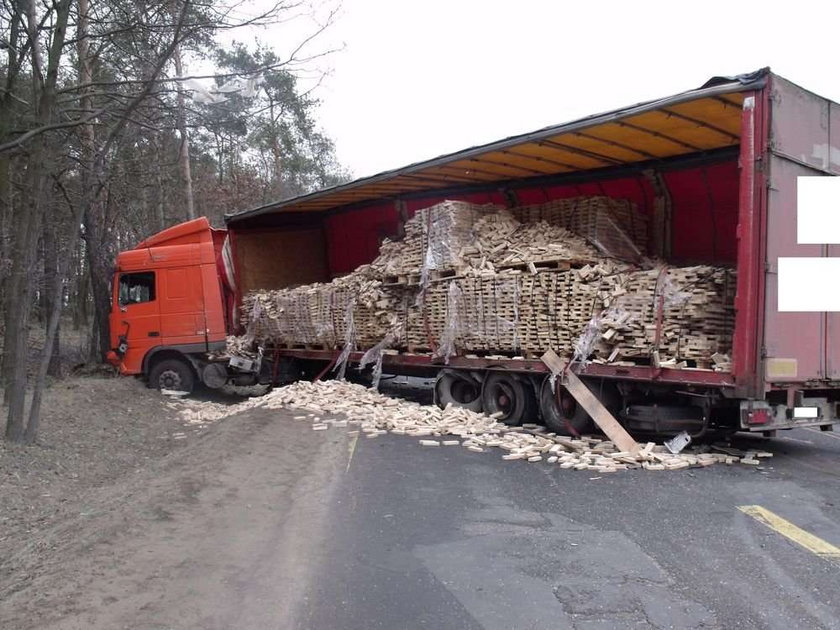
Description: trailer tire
435,369,483,412
539,377,594,436
482,372,536,426
149,358,195,394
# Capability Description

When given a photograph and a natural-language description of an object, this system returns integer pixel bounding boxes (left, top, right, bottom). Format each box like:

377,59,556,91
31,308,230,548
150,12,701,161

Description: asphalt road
2,401,840,629
300,422,840,630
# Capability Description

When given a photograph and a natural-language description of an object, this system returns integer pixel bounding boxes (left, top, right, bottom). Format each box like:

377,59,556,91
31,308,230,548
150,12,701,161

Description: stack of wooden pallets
373,200,501,281
238,197,735,369
590,266,737,365
512,196,648,260
241,271,400,349
391,264,734,364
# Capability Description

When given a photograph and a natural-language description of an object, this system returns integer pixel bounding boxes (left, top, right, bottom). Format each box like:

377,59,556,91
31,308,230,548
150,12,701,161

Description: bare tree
0,0,344,443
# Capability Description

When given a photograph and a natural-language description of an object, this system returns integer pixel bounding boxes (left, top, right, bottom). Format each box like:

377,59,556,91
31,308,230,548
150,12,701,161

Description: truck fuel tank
202,362,228,389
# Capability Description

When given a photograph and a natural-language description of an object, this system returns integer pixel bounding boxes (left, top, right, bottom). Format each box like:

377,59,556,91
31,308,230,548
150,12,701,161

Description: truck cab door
158,265,208,345
112,271,161,372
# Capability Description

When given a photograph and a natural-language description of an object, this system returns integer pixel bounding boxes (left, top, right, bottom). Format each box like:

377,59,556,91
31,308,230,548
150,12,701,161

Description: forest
0,0,347,442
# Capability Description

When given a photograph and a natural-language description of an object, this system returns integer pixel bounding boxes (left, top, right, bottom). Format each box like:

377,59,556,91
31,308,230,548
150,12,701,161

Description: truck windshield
118,272,156,306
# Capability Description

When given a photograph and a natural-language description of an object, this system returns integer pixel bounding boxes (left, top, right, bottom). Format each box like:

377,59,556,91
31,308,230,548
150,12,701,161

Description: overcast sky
249,0,840,179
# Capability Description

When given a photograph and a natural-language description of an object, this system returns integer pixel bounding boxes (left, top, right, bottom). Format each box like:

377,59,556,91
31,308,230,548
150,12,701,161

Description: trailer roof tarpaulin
225,69,767,226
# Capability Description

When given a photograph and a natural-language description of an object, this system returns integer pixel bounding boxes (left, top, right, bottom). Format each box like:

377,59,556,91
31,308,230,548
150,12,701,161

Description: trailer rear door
763,76,840,385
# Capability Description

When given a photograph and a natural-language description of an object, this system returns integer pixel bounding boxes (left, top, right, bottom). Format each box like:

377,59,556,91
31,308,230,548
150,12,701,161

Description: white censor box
778,177,840,312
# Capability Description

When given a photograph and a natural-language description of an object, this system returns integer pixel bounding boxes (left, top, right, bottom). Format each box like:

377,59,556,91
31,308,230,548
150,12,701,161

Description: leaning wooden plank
540,349,567,375
566,371,639,454
540,350,639,453
563,370,639,454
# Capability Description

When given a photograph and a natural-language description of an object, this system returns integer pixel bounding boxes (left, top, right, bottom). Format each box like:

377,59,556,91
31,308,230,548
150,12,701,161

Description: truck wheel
482,372,536,426
149,358,195,394
539,377,594,436
435,369,483,412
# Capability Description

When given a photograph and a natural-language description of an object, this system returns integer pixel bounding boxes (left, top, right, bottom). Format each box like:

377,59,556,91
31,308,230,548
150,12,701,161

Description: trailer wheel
149,358,195,394
435,369,483,412
482,372,536,426
539,377,594,436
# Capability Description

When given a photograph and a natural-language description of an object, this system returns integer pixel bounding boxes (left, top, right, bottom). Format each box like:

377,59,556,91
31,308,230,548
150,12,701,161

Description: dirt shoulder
0,378,344,630
0,376,226,570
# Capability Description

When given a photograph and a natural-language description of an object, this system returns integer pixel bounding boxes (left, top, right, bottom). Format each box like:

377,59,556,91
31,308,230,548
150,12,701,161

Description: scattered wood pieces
239,380,768,474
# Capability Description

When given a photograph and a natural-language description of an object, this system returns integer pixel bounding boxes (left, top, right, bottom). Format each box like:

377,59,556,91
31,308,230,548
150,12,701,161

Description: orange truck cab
107,218,257,392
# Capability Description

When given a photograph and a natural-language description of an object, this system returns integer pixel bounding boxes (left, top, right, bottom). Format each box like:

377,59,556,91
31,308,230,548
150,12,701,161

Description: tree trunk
154,137,167,229
0,2,23,322
25,175,87,444
42,215,62,375
0,155,10,310
268,96,283,200
24,232,64,443
2,157,45,436
87,316,99,363
42,219,55,321
4,0,71,441
77,0,112,363
171,5,194,222
72,242,89,329
83,221,113,361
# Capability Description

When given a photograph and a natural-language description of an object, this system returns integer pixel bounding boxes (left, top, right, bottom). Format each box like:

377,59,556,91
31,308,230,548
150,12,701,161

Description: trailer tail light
744,408,769,425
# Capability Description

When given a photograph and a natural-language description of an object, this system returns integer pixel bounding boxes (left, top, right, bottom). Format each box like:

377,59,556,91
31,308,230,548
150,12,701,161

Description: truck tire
539,377,594,436
435,369,483,412
482,372,536,426
149,358,195,394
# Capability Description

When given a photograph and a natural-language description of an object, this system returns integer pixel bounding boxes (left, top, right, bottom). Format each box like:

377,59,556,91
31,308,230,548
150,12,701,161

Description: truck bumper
740,398,837,432
106,351,122,368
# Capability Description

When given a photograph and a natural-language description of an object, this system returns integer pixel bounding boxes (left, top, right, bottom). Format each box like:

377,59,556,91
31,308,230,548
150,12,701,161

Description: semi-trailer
108,69,839,438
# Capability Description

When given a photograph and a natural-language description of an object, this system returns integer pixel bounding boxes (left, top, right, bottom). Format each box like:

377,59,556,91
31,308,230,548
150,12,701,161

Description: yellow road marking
804,427,840,441
738,505,840,561
346,433,359,473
